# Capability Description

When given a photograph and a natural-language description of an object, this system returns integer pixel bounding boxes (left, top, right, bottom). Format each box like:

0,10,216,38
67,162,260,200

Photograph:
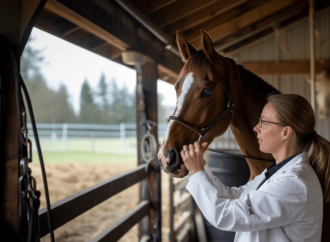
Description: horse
307,70,330,119
157,30,329,241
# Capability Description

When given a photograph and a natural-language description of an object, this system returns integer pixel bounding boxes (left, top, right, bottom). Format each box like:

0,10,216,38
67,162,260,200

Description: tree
79,78,99,123
22,36,77,123
21,36,45,80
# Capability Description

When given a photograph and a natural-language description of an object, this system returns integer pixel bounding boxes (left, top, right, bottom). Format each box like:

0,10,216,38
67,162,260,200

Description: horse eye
200,88,213,98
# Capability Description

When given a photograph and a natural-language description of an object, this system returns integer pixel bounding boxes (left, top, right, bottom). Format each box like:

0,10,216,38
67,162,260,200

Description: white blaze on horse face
162,72,195,157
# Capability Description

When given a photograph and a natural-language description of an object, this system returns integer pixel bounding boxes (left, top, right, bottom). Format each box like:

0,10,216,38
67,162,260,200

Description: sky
27,28,177,114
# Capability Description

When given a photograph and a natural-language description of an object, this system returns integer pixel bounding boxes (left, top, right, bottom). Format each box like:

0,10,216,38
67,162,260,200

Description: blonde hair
268,94,330,202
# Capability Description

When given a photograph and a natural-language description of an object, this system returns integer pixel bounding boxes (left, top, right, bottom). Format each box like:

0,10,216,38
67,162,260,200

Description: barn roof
22,0,330,83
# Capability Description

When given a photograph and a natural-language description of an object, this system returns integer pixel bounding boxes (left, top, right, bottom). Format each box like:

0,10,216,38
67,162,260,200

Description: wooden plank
174,193,191,214
169,176,175,242
39,0,183,82
0,40,19,236
188,0,298,48
89,200,149,242
174,178,188,191
165,0,248,35
243,60,330,75
39,164,146,238
174,211,191,238
131,0,178,14
310,0,316,111
151,0,219,28
176,223,191,242
218,0,309,48
44,0,127,51
226,1,330,53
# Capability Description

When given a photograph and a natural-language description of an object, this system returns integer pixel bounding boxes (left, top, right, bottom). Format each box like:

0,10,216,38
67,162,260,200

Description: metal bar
38,164,146,238
89,200,149,242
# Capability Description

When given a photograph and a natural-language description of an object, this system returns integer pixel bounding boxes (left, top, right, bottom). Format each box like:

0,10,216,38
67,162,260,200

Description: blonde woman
182,94,329,242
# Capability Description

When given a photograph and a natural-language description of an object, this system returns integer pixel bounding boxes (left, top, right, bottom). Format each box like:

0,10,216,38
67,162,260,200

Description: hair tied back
309,130,316,138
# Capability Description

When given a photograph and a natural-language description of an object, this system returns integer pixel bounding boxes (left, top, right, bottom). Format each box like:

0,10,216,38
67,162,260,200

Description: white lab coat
186,152,323,242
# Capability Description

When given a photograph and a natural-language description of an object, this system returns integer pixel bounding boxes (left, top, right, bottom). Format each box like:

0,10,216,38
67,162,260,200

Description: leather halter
168,73,234,143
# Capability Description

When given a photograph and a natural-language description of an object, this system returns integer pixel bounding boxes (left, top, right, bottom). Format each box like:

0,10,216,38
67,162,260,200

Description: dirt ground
30,161,182,242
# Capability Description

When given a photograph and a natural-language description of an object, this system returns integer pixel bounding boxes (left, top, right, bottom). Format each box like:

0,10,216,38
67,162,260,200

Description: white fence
27,123,238,153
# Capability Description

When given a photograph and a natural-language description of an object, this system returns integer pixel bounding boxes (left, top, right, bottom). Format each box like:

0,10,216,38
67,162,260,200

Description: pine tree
79,79,99,123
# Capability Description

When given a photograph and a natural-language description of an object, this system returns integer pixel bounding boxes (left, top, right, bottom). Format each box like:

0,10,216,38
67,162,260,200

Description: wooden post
310,0,316,111
0,1,47,239
0,37,20,240
169,176,175,242
136,61,159,241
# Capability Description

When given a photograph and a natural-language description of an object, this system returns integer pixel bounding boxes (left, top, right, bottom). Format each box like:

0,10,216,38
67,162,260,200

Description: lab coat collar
268,152,307,182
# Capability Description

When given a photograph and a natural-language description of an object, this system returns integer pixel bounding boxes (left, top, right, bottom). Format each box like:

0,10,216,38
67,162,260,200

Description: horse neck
228,64,277,180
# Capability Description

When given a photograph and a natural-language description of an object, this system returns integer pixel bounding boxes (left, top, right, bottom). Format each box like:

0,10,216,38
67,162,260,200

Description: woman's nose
253,124,259,133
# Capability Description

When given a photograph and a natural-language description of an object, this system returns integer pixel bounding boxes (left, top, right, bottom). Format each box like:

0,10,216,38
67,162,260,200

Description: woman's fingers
201,142,208,151
194,142,201,151
188,144,195,154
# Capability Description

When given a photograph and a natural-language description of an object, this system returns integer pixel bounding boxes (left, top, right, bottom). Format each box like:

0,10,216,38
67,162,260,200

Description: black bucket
203,150,250,242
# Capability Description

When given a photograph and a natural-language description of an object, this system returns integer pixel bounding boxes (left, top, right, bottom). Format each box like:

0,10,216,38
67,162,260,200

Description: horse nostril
168,149,177,163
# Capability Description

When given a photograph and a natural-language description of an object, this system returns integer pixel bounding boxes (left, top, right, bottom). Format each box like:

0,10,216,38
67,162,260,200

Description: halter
167,62,274,163
168,72,234,143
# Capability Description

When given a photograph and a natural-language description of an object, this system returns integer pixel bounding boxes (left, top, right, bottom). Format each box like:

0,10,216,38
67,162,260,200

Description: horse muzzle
158,148,189,178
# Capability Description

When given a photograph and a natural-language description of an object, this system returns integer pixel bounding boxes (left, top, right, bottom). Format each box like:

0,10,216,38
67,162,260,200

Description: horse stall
1,1,330,242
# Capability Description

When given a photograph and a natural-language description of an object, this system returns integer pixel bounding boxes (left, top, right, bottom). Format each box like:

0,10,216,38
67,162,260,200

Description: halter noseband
168,73,234,143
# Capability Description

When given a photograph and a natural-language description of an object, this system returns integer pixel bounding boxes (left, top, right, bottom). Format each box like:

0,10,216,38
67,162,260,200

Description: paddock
1,1,330,242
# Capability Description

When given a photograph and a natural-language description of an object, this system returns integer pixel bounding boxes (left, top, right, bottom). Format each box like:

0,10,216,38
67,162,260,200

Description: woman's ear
282,126,294,141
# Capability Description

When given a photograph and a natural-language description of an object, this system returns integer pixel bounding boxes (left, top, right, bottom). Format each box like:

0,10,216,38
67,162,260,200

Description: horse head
158,30,232,178
307,70,330,119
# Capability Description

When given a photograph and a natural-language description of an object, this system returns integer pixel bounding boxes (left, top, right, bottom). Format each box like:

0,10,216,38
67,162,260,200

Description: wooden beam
40,0,183,81
187,0,299,48
225,1,330,53
44,0,127,51
89,201,150,242
39,165,146,238
217,0,309,48
60,25,79,37
151,0,219,28
310,0,316,110
0,39,19,238
131,0,178,14
165,0,248,35
243,60,330,75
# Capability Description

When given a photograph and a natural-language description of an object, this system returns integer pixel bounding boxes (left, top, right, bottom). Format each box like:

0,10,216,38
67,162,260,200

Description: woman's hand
180,142,208,175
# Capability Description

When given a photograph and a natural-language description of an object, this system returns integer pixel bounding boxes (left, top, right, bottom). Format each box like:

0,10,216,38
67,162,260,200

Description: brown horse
157,30,329,241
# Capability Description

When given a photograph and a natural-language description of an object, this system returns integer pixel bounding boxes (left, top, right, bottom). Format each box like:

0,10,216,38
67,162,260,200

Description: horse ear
176,30,196,61
201,30,216,63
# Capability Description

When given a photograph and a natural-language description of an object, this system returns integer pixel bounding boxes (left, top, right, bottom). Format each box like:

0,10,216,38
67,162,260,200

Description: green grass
32,151,137,164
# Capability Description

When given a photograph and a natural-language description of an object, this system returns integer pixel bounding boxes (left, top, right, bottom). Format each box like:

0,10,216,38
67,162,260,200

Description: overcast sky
27,28,177,114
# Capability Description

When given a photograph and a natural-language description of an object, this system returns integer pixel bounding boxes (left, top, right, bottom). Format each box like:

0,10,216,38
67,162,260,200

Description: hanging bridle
167,64,274,163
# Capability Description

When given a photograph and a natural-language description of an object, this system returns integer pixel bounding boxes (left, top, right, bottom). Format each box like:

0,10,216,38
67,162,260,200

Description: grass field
30,136,165,164
32,151,137,163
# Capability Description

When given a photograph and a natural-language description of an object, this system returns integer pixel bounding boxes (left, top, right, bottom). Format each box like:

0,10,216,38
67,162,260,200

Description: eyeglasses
259,117,285,128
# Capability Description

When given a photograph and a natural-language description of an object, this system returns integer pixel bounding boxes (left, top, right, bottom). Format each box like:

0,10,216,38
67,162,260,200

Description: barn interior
1,0,330,242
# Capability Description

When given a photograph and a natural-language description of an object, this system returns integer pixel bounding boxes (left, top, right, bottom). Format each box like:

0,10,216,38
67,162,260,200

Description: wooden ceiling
131,0,330,51
34,0,330,83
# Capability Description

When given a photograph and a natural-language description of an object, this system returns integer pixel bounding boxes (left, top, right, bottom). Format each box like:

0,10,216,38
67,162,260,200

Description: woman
182,94,330,242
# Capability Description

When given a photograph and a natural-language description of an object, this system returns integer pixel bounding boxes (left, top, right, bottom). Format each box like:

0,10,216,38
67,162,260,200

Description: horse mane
180,50,280,105
235,64,281,105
